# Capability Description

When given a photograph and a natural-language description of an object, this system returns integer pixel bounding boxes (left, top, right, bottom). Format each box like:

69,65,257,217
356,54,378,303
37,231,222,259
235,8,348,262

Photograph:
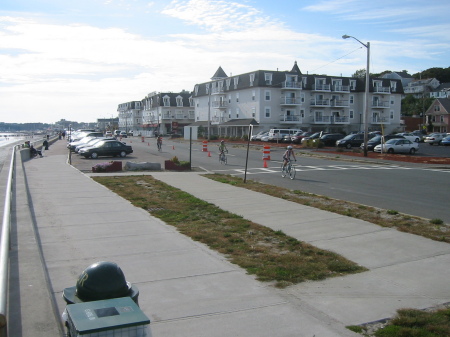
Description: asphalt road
66,136,450,224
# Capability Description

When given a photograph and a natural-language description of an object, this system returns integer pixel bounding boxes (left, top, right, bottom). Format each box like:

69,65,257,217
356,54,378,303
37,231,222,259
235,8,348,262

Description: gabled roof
289,61,302,75
437,99,450,113
211,66,228,80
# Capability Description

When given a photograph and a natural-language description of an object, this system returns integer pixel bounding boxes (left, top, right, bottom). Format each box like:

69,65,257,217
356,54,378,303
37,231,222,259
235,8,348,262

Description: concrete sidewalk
10,139,450,336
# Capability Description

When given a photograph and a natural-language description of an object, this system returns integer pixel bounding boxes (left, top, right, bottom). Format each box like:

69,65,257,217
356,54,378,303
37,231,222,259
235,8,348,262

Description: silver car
374,138,419,154
424,133,446,145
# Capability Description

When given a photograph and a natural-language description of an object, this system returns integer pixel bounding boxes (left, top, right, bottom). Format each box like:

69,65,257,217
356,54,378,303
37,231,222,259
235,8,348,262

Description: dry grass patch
93,175,366,288
206,174,450,243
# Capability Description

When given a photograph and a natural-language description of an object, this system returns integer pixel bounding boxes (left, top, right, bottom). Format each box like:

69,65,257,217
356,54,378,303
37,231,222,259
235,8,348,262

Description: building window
350,80,356,90
300,109,305,118
163,96,170,107
236,93,239,102
434,105,440,111
252,90,255,101
194,85,199,95
233,76,239,89
265,90,271,101
236,108,239,119
349,95,354,104
390,97,395,105
265,73,272,85
176,96,183,107
228,95,231,103
300,93,305,103
189,97,194,107
205,84,209,94
350,110,354,119
226,78,231,89
252,107,255,118
265,107,271,118
390,81,397,91
249,73,255,86
390,110,394,119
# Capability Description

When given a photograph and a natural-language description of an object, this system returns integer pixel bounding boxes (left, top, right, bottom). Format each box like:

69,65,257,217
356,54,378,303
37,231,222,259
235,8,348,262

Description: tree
352,69,366,78
412,67,450,82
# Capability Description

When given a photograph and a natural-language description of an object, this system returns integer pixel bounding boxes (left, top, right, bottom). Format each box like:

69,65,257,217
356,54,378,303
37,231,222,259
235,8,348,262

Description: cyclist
156,135,163,151
218,140,228,160
282,145,296,169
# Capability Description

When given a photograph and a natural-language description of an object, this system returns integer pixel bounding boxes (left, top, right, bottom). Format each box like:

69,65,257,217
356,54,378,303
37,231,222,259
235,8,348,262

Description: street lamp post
342,34,370,157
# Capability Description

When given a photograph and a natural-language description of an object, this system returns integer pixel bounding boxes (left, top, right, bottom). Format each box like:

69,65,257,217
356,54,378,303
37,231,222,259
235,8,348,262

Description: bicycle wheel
281,164,286,178
223,155,227,164
288,165,296,180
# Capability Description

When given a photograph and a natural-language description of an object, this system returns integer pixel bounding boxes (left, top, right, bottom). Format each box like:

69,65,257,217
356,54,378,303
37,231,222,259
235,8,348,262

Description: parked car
79,140,133,159
105,131,112,137
67,136,97,151
374,138,419,154
411,130,426,142
75,137,115,153
251,131,268,141
361,135,405,152
314,133,345,147
114,130,121,136
119,131,128,138
291,131,312,144
301,132,323,144
395,132,420,143
336,133,367,148
424,133,446,145
441,135,450,146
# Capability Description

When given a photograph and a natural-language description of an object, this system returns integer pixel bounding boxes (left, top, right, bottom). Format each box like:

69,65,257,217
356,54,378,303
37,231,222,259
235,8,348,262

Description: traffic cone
172,145,175,150
263,160,268,168
208,151,211,157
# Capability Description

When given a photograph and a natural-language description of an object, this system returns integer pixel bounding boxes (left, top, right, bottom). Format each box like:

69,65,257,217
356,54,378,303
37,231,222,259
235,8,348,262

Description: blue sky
1,0,449,123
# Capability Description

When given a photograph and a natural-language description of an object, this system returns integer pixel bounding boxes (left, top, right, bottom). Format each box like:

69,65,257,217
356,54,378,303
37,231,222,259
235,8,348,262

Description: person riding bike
282,145,296,169
218,140,228,158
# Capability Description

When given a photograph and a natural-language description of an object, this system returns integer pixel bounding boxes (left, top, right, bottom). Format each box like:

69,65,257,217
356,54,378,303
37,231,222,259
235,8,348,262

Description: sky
1,0,449,124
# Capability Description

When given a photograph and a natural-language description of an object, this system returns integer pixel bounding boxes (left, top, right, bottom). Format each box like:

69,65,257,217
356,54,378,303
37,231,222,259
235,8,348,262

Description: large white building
192,62,404,137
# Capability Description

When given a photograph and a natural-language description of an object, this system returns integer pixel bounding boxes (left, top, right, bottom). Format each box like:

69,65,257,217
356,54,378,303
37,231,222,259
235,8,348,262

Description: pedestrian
43,138,49,150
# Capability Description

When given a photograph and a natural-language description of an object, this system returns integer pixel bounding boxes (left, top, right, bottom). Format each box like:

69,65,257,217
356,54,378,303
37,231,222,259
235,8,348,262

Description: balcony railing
162,113,173,119
314,116,349,124
330,99,349,107
281,97,302,105
371,101,389,108
312,84,331,91
279,115,302,123
211,101,227,108
332,85,350,92
373,86,391,93
211,116,228,124
310,99,330,106
372,117,390,124
282,81,303,89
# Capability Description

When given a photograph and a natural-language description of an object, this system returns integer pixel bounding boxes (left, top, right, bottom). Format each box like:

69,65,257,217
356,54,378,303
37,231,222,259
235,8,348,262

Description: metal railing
0,146,16,336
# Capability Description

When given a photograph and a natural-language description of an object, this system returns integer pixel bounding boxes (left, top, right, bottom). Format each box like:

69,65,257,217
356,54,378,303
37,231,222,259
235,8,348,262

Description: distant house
425,98,450,133
382,71,414,89
429,83,450,99
403,78,440,98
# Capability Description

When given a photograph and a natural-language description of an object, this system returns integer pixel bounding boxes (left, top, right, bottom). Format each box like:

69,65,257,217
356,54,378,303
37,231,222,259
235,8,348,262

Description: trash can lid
63,261,139,304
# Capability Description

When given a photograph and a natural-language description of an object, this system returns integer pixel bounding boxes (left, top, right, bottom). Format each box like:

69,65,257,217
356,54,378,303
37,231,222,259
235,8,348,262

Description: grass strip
93,175,366,288
205,174,450,243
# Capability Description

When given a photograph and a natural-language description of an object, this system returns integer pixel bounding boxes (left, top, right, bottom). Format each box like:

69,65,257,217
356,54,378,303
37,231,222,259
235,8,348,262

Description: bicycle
281,159,296,179
219,150,228,164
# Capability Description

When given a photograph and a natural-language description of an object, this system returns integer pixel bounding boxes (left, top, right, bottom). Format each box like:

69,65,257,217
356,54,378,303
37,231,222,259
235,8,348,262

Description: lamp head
342,34,350,39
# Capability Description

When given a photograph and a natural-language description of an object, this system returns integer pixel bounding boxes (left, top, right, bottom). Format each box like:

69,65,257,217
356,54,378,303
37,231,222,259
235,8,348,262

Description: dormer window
205,83,210,94
265,73,272,85
226,78,231,89
194,85,199,95
176,96,183,107
350,80,356,90
249,73,255,86
163,95,170,107
189,97,194,107
233,76,239,89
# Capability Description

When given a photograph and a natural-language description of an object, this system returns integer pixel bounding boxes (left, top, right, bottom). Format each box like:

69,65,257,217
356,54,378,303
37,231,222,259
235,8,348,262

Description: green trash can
65,297,150,337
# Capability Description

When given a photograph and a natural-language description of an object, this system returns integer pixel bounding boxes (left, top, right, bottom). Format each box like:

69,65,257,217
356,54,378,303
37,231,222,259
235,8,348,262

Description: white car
374,138,419,154
424,133,446,145
395,133,420,143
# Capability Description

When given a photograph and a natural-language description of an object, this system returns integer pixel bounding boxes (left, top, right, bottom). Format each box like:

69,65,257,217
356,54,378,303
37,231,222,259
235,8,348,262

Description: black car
315,133,345,147
336,133,369,148
361,135,406,151
79,140,133,159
